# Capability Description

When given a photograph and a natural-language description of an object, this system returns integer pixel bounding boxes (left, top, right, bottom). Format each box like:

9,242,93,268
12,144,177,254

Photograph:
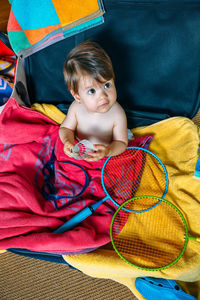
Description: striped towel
7,0,104,57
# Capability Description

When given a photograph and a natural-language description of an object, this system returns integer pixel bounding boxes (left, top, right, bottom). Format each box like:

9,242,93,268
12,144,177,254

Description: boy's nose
100,89,107,97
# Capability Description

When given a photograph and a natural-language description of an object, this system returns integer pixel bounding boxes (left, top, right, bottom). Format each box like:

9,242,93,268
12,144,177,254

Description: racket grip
54,206,94,233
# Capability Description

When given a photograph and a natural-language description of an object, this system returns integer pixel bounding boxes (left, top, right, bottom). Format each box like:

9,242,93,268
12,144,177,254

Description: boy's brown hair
64,40,115,93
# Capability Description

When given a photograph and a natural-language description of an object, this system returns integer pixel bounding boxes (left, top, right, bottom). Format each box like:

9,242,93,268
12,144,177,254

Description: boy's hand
63,141,74,157
85,144,108,162
59,127,75,158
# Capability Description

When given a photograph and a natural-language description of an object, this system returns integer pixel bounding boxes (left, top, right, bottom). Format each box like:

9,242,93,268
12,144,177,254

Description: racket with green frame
110,196,200,271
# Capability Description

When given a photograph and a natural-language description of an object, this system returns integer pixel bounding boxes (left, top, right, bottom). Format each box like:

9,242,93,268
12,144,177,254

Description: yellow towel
63,117,200,299
31,103,66,124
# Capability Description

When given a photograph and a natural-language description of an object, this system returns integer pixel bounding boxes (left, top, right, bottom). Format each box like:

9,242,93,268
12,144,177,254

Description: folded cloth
31,103,66,124
0,97,151,254
7,0,104,57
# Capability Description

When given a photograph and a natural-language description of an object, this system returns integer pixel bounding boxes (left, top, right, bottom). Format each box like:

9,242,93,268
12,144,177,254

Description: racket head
101,147,168,212
41,160,89,208
110,196,189,271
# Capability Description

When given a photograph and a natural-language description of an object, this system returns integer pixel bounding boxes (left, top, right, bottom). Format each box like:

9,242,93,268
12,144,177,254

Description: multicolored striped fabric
0,32,16,105
7,0,104,57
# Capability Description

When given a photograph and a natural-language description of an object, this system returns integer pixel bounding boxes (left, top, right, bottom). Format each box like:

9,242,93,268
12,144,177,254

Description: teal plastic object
135,277,196,300
194,146,200,179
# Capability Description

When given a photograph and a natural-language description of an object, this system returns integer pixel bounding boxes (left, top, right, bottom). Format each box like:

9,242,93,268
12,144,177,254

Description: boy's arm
105,105,128,156
59,102,77,156
105,140,127,157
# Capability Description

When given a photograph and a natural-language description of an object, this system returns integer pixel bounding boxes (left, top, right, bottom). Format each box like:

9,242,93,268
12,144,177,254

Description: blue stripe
12,0,60,30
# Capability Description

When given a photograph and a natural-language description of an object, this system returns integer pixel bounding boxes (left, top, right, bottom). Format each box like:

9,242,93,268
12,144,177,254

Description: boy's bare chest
78,113,113,131
76,110,114,143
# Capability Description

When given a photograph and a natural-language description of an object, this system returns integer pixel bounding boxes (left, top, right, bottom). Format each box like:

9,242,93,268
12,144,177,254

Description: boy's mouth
98,101,109,107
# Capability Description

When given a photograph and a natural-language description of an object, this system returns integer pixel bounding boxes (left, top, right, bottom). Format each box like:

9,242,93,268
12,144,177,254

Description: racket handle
54,199,105,233
54,206,94,233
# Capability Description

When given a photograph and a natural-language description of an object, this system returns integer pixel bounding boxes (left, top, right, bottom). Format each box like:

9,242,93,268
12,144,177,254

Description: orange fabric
52,0,100,26
25,25,61,45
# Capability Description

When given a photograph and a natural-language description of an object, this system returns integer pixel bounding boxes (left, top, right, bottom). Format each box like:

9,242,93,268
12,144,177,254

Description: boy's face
71,74,117,113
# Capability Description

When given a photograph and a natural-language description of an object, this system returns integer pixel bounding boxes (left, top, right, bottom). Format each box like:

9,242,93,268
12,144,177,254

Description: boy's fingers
64,143,74,151
64,146,73,156
93,144,105,150
64,150,72,156
85,152,105,161
87,151,97,157
85,157,99,162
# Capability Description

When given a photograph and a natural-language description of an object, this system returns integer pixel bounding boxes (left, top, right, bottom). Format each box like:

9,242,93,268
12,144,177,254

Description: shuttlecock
72,139,95,160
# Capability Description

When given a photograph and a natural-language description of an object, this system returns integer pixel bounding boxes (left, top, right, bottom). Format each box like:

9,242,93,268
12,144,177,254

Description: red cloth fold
0,98,152,253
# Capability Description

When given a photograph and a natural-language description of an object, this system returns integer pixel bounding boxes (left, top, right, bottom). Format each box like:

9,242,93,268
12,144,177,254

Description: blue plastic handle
54,198,105,233
54,206,93,233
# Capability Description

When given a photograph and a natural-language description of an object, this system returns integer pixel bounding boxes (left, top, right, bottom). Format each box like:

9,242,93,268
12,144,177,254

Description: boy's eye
88,88,96,95
104,82,111,89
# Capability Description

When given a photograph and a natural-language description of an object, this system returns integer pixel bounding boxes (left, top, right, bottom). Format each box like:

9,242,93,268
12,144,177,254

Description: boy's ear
70,90,81,102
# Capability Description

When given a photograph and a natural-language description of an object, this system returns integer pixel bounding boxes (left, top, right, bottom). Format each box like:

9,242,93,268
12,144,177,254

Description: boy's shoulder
111,102,125,114
110,102,127,125
68,100,81,113
70,100,79,108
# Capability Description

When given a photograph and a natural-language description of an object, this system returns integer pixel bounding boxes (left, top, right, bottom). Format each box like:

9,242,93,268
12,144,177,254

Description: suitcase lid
24,0,200,127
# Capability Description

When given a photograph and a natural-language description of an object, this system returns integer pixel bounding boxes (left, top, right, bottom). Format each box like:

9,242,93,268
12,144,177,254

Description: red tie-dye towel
0,98,152,254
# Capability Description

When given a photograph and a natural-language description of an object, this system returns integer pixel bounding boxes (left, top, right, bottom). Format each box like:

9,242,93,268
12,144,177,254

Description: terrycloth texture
7,0,104,57
31,103,66,124
62,117,200,299
0,97,151,254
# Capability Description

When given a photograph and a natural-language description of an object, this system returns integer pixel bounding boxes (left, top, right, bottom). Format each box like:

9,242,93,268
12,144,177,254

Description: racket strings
134,153,167,197
103,148,167,210
111,197,187,269
103,149,146,208
117,238,173,262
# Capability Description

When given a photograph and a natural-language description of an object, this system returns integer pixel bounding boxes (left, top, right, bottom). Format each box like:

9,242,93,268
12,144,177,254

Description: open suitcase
1,1,200,299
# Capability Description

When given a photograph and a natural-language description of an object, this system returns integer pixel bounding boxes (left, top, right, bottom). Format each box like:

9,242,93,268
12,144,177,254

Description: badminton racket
110,195,200,271
54,147,168,233
39,149,89,210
